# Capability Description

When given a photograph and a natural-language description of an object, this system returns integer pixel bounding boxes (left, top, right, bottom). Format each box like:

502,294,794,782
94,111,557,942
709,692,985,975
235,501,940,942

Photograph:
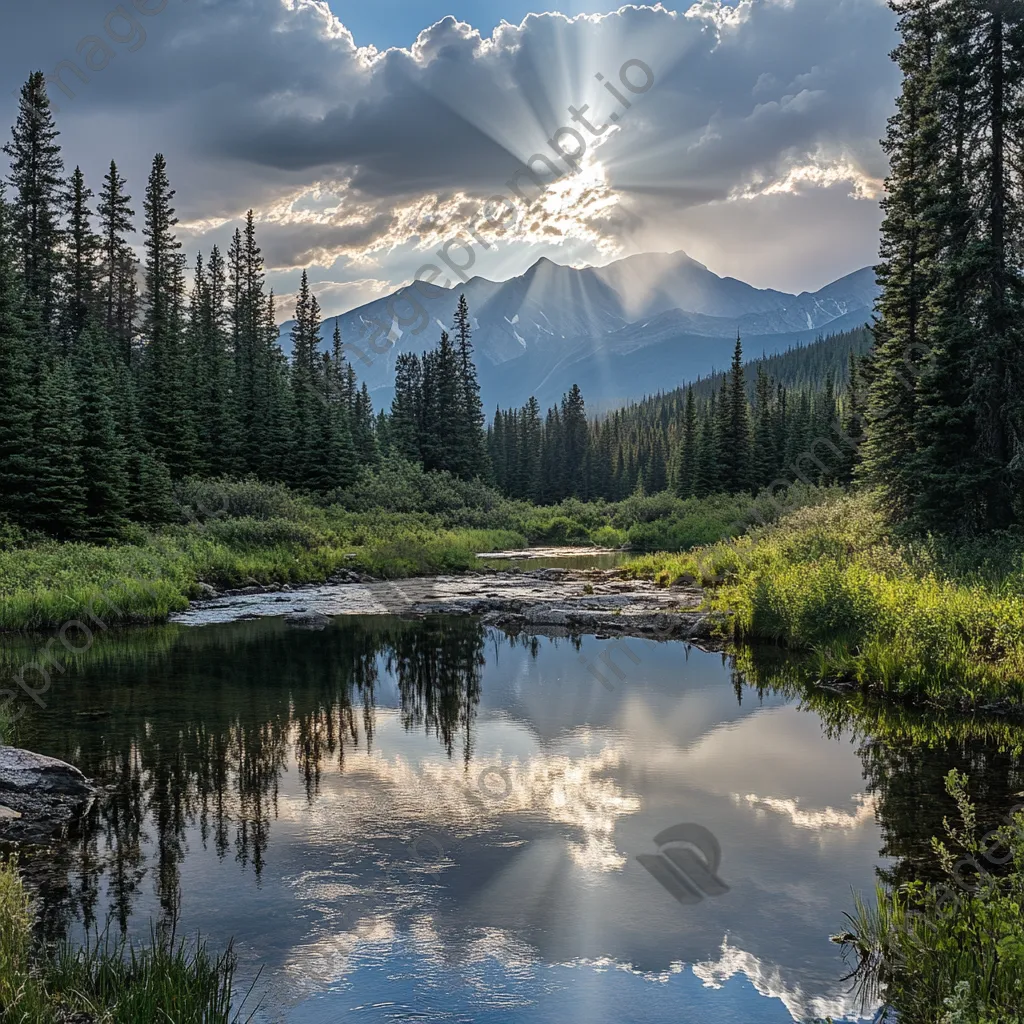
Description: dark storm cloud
1,0,898,285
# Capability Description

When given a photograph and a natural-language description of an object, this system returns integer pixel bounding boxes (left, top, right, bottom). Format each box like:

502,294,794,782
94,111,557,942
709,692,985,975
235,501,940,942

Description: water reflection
5,618,1023,1023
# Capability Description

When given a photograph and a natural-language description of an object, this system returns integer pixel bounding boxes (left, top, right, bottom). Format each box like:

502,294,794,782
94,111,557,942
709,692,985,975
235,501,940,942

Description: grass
0,476,528,632
624,491,1024,710
0,468,821,635
836,770,1024,1024
0,858,252,1023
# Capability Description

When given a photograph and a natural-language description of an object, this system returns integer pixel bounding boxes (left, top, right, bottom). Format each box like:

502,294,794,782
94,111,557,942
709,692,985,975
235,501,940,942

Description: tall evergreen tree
4,72,64,345
0,187,37,528
63,166,99,348
140,153,193,475
29,358,87,538
73,321,128,539
451,293,488,480
97,159,136,364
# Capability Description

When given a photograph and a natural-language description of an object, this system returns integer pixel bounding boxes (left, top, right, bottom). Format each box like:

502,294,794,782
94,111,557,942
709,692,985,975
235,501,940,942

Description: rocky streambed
172,564,722,641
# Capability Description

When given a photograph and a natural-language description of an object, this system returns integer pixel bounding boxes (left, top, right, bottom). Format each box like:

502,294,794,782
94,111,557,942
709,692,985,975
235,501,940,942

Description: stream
5,555,1022,1023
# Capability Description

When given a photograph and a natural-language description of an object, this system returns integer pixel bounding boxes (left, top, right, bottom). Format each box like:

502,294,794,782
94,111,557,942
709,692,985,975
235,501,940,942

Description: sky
0,0,899,320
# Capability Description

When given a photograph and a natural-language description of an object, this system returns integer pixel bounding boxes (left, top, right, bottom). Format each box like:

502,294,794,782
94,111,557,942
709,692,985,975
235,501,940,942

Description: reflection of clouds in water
282,914,397,989
736,791,877,835
276,729,642,874
282,918,869,1024
694,938,867,1022
283,915,540,991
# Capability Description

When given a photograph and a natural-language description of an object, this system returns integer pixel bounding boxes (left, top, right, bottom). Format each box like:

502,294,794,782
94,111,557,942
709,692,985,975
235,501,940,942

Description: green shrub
838,771,1024,1024
521,516,591,545
589,525,627,548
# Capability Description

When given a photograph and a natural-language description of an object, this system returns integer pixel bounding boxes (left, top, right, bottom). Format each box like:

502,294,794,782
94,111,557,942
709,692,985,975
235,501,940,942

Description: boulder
284,610,330,630
0,746,94,844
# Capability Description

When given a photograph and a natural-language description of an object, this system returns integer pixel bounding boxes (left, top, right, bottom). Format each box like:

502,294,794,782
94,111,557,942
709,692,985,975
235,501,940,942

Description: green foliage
861,1,1024,534
490,330,869,504
838,771,1024,1024
0,858,246,1023
627,491,1024,709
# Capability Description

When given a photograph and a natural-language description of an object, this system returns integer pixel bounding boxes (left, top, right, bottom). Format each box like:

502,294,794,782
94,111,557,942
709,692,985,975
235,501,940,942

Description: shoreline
172,564,721,643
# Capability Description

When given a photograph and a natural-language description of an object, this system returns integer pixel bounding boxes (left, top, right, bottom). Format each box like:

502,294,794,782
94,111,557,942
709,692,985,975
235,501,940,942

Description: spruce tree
451,294,487,480
560,384,588,499
675,385,698,498
5,72,65,345
0,188,37,528
98,160,137,364
861,0,942,522
73,321,128,539
391,352,423,462
63,166,100,348
140,153,192,476
751,368,776,489
30,358,87,538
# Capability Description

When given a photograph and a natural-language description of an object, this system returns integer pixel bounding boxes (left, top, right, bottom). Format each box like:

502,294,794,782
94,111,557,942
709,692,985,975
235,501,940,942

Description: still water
12,614,1021,1023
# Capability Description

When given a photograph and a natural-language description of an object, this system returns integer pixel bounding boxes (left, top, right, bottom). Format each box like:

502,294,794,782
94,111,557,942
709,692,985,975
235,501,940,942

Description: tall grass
0,858,253,1022
837,771,1024,1024
0,476,530,632
625,492,1024,709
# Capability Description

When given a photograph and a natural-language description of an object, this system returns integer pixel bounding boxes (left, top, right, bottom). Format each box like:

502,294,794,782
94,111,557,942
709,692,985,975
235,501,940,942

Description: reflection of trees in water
14,615,509,941
734,644,1024,890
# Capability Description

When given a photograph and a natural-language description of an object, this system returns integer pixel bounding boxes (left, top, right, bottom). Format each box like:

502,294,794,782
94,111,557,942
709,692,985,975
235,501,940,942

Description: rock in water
0,746,94,844
284,610,330,630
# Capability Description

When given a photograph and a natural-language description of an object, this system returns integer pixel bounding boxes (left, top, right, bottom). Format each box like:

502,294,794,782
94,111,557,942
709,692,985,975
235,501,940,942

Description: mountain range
280,251,879,412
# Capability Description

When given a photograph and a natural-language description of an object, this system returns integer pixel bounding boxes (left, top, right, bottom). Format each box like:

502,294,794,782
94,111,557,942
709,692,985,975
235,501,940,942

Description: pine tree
324,323,357,488
519,396,543,500
288,270,322,486
721,335,752,491
4,72,65,345
861,0,942,522
751,368,776,488
451,294,487,480
140,153,192,476
30,358,87,538
63,166,99,348
353,382,377,466
98,160,136,364
420,330,460,474
0,187,37,528
561,384,588,499
391,352,423,462
73,321,128,539
674,386,698,497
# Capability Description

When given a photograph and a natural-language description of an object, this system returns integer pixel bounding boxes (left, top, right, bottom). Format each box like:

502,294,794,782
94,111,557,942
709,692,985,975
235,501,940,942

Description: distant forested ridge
487,330,869,503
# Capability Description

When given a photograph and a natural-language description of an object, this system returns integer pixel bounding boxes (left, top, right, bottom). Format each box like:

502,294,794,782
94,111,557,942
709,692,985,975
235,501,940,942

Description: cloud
274,275,394,320
0,0,898,297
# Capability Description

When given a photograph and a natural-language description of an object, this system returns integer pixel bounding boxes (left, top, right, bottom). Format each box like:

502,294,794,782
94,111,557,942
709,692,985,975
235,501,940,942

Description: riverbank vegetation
837,771,1024,1024
0,468,821,633
0,859,246,1022
626,492,1024,711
